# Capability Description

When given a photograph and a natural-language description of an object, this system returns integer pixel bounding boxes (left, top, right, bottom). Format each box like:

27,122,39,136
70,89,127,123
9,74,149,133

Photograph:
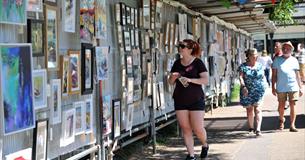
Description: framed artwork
60,55,69,97
158,82,165,110
134,8,138,28
155,1,162,29
125,6,131,25
45,0,57,6
85,97,93,133
130,29,135,47
32,69,47,110
5,148,32,160
27,19,44,57
0,0,27,25
120,3,126,26
27,0,43,12
125,104,134,131
74,101,85,135
45,5,58,70
147,61,152,96
115,3,121,23
80,0,95,43
68,50,81,94
0,43,35,135
124,30,131,52
143,0,150,29
139,8,143,28
60,108,75,147
95,46,109,80
33,119,48,160
95,0,107,39
62,0,76,33
126,54,133,75
135,30,139,47
127,78,134,104
103,95,112,135
187,15,193,35
81,43,94,94
112,99,121,139
130,7,134,26
50,79,61,124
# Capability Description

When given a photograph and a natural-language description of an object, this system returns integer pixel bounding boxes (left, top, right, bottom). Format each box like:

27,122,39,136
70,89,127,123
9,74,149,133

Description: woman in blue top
239,48,266,136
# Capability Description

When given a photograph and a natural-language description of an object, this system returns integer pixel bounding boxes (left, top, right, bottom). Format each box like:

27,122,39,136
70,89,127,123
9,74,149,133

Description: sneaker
255,131,262,136
185,154,196,160
289,127,298,132
200,144,209,158
248,128,255,134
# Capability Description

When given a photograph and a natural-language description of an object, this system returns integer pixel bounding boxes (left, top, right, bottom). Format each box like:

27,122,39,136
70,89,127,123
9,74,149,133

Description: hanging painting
0,0,27,25
68,50,81,94
103,95,112,135
45,5,58,70
74,101,85,135
27,0,43,12
50,79,61,124
80,0,95,43
81,43,94,94
0,43,35,135
85,97,93,133
112,99,121,139
27,19,44,57
32,69,47,110
32,119,48,160
95,46,109,80
60,108,75,147
60,55,69,97
62,0,76,32
95,0,107,39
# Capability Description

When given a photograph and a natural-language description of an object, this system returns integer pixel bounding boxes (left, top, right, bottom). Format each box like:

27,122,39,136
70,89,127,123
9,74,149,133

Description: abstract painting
85,97,93,133
74,101,85,135
95,46,109,80
95,0,107,39
60,55,69,97
80,0,95,43
50,79,61,124
5,148,32,160
27,0,43,12
0,44,35,135
33,119,48,160
112,99,121,139
45,5,58,70
27,19,44,57
32,69,47,110
0,0,27,25
60,108,75,147
81,43,93,94
68,50,81,94
62,0,76,32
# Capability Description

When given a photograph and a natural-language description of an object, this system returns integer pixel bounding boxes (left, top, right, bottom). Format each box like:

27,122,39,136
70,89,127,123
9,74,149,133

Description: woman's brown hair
182,39,202,58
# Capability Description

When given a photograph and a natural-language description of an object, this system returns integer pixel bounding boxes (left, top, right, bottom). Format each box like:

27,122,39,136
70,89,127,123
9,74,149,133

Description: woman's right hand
242,87,248,97
171,72,180,80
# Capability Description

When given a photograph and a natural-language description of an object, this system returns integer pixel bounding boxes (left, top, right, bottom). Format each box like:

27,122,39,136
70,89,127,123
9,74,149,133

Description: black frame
32,119,49,160
81,43,94,95
112,99,121,139
187,14,193,35
27,19,44,57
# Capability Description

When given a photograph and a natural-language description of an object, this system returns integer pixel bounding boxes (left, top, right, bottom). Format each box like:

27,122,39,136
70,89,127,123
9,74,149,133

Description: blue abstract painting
0,44,35,135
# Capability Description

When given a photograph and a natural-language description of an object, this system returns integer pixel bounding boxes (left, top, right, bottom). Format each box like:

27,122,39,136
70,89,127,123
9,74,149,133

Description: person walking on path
168,39,209,160
271,41,304,132
272,42,283,60
238,48,266,136
296,43,305,84
258,50,273,87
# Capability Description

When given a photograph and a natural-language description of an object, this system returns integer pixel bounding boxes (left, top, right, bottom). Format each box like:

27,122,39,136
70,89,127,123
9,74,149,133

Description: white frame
50,79,62,124
85,97,93,133
62,0,76,33
0,43,35,136
74,101,86,135
60,108,76,147
32,69,48,109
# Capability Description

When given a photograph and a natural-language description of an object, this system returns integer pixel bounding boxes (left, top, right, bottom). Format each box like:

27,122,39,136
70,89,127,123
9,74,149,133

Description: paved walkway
115,87,305,160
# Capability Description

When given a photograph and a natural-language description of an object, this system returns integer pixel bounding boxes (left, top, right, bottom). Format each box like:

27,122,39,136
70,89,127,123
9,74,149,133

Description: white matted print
60,108,75,147
95,46,109,80
125,104,134,131
32,69,47,109
74,101,85,135
103,95,112,135
112,99,121,138
27,0,43,12
50,79,61,124
85,97,93,133
62,0,76,32
5,148,32,160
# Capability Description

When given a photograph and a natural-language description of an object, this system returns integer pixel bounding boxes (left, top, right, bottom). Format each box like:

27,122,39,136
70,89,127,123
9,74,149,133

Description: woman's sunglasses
178,44,190,49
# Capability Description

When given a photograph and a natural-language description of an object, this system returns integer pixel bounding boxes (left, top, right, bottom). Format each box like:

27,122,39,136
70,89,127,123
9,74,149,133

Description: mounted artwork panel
95,46,109,80
62,0,76,33
95,0,107,39
50,79,61,124
32,119,48,160
103,95,112,135
74,101,86,135
124,30,131,52
81,43,94,94
143,0,150,29
27,19,44,57
80,0,95,43
85,97,93,133
0,44,35,135
32,69,47,110
0,0,27,25
125,104,134,131
60,55,69,97
45,5,59,70
27,0,43,12
68,50,81,94
60,108,75,147
112,99,121,139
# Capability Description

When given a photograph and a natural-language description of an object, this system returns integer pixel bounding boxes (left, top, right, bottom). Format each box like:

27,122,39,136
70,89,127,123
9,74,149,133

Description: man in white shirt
296,43,305,84
258,50,273,87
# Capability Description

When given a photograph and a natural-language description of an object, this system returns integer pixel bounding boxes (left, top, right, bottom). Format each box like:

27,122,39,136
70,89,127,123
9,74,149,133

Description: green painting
0,0,27,25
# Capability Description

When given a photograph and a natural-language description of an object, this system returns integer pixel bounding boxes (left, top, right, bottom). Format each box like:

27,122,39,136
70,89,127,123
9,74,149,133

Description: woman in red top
168,39,209,160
